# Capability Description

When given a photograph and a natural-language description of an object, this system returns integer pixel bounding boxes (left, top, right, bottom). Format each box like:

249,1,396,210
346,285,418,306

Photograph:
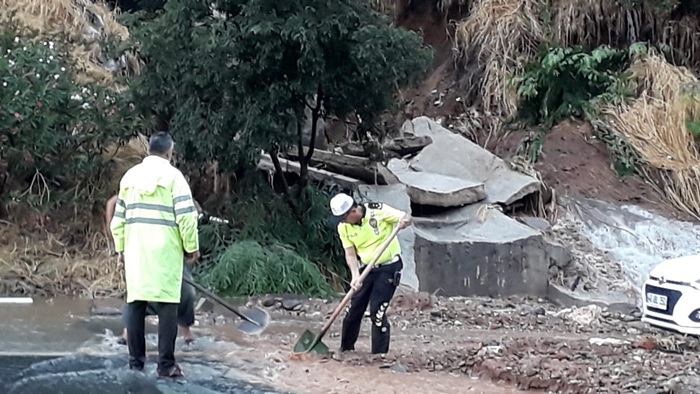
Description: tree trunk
269,146,301,219
297,84,324,194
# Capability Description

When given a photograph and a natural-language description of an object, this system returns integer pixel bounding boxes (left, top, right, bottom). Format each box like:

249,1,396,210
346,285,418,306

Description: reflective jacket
110,155,199,303
337,202,405,266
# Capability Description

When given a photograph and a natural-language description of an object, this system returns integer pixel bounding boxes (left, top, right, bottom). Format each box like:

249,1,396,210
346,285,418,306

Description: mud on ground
193,293,700,394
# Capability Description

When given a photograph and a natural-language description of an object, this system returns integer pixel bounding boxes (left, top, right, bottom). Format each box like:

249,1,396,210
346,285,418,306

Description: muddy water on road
0,297,281,393
0,297,532,394
0,297,123,354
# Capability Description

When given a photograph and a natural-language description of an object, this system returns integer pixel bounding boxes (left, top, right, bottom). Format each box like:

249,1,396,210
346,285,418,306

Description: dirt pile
230,294,700,394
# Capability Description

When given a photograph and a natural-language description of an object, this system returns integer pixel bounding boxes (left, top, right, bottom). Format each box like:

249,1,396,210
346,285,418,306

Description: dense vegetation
2,0,700,296
513,44,644,127
0,0,432,297
118,0,433,296
0,22,142,220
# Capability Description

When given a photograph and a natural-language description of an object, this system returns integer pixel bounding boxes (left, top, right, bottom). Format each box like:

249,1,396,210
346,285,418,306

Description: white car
642,255,700,336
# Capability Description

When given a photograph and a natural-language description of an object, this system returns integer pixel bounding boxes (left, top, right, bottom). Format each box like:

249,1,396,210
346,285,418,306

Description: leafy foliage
123,0,434,175
193,174,345,296
0,22,141,216
513,44,644,126
114,0,432,294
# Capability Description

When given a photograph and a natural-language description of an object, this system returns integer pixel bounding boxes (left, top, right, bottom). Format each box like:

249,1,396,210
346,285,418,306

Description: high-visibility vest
110,155,199,303
337,203,404,267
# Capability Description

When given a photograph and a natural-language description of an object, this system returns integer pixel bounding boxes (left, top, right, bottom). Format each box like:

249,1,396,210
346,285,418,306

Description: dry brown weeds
601,49,700,219
552,0,663,49
103,134,149,195
660,16,700,69
552,0,700,68
0,222,125,297
0,132,148,297
453,0,545,117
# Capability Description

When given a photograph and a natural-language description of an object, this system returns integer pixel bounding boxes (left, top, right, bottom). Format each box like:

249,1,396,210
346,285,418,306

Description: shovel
292,225,401,355
183,277,270,335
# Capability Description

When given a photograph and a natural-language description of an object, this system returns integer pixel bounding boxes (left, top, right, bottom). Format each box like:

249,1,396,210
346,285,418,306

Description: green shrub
0,23,140,216
513,44,644,126
192,174,347,296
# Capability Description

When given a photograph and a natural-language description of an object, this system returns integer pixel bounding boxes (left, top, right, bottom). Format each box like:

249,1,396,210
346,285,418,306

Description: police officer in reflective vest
330,193,412,354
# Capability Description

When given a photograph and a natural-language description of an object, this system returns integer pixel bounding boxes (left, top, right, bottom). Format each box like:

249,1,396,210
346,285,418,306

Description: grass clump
453,0,546,117
599,48,700,219
195,240,334,297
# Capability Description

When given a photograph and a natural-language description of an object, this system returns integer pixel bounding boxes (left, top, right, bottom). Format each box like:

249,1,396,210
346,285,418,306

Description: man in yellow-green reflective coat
110,131,199,378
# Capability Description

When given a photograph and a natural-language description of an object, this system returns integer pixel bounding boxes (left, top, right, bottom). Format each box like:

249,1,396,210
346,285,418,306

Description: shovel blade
293,329,329,355
236,306,270,335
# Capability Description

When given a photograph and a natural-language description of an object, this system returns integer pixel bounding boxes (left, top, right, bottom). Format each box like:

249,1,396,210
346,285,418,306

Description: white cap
330,193,354,216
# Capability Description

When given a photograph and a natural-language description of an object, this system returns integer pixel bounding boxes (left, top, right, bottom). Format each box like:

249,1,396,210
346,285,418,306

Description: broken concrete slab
548,283,637,312
517,216,552,232
412,204,567,297
386,159,486,207
401,117,541,205
354,184,418,292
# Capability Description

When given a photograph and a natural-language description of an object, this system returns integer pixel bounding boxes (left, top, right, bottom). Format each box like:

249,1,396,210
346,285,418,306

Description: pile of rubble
260,116,581,299
191,290,700,394
547,213,637,305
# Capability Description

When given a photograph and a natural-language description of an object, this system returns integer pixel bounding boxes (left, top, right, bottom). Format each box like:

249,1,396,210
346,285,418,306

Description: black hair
148,131,174,155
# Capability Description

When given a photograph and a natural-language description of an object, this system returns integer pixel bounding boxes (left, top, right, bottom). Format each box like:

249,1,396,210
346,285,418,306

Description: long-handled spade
183,277,270,335
292,226,401,355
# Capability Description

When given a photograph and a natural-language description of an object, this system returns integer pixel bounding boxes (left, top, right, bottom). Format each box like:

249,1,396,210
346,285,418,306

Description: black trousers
122,265,196,328
125,300,179,373
341,257,403,354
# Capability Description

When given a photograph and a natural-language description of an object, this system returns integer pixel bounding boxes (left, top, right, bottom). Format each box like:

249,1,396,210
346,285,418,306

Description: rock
390,363,408,373
281,299,303,311
89,306,122,316
553,305,602,326
401,117,541,205
620,314,638,322
544,238,572,269
413,204,562,297
386,159,486,207
518,216,552,231
214,314,227,325
532,307,546,316
548,266,560,276
663,376,700,394
260,298,278,308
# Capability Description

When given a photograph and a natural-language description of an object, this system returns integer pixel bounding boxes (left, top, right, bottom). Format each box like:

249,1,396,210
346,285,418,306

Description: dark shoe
157,364,184,379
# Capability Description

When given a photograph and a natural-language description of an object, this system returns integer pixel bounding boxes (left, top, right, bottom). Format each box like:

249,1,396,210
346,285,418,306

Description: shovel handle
183,276,261,327
315,225,402,340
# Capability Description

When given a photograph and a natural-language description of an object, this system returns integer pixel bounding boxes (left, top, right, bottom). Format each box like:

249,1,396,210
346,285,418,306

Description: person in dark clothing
329,193,412,354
